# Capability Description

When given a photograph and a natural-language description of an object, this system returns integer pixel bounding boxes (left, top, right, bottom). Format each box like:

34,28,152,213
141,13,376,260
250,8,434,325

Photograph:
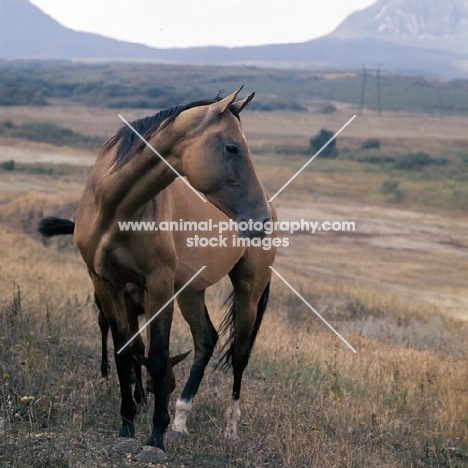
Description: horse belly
174,237,245,290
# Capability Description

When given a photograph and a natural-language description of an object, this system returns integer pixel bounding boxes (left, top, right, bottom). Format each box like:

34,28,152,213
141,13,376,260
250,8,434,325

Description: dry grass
1,97,468,466
1,183,468,467
2,102,468,153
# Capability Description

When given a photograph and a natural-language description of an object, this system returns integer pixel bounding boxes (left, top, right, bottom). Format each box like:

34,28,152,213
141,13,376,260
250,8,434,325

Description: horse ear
169,350,192,367
212,86,244,114
230,92,255,114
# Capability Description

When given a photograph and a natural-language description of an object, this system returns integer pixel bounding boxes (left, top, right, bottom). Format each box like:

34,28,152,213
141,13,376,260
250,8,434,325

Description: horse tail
38,217,75,237
217,281,270,372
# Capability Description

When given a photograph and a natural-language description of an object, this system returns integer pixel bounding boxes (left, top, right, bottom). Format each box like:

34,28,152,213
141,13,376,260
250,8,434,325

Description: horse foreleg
135,281,174,463
170,289,218,435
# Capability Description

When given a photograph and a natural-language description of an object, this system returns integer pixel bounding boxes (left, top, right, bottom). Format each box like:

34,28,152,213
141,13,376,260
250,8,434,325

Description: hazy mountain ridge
0,0,467,77
0,0,160,59
332,0,468,53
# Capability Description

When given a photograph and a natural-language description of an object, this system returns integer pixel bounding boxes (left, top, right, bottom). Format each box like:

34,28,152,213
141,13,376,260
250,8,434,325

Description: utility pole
359,64,366,115
358,64,383,116
377,64,382,116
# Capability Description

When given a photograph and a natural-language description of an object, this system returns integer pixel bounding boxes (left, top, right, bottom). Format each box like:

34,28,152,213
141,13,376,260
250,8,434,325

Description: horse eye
225,144,239,156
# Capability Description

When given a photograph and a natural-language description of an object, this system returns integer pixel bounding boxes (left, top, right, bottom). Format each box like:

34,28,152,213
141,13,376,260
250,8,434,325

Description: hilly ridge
0,0,159,59
0,0,467,77
332,0,468,54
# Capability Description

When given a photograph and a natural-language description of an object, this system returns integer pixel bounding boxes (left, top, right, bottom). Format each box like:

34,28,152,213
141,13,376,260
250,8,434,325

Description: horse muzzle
238,217,272,239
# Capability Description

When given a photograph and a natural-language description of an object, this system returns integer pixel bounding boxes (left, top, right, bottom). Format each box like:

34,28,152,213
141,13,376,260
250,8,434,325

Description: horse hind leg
170,289,218,436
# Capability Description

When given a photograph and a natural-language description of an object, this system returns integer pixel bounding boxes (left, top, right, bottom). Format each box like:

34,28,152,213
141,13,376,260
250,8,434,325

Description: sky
30,0,377,49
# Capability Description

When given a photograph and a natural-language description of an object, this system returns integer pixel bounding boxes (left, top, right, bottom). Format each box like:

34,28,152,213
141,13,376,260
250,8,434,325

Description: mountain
332,0,468,55
0,0,467,78
0,0,161,59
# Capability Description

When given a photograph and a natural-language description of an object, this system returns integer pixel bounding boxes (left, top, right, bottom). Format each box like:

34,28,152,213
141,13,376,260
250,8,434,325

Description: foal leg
170,289,218,435
224,255,272,439
92,276,137,439
95,293,110,378
124,291,146,405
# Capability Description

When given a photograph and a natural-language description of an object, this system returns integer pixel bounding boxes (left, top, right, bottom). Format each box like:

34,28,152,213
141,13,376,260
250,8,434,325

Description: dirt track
278,204,468,319
0,143,96,166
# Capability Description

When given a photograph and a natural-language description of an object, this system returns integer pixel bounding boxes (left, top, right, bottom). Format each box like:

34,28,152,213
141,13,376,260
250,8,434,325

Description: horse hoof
134,446,166,463
114,437,140,453
166,429,188,444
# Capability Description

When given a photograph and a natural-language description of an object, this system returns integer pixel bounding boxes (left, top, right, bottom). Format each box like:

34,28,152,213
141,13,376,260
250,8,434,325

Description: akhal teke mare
39,87,277,463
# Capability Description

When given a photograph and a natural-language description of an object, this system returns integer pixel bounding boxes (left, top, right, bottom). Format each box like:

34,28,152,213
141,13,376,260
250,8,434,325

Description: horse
40,88,276,463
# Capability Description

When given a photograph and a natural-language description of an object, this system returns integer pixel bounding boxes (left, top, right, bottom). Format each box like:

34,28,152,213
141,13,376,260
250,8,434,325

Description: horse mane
104,92,241,172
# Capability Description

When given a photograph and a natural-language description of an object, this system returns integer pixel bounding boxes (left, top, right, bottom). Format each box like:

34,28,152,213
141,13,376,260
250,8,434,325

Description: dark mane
105,93,240,171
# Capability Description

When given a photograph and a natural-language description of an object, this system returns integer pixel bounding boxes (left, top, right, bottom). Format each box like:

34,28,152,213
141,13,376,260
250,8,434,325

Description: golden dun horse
40,88,276,462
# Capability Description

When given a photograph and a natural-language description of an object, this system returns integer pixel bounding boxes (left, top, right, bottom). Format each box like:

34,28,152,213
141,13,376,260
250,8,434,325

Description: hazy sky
30,0,377,48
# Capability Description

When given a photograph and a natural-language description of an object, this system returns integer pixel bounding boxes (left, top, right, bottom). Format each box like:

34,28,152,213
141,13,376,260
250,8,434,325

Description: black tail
217,281,270,372
38,217,75,237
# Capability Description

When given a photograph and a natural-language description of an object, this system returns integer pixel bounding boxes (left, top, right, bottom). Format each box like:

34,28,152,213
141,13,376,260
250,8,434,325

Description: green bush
308,129,338,158
0,120,103,146
0,86,47,106
392,189,405,203
318,103,337,114
361,138,381,150
394,152,436,170
0,160,15,171
2,119,15,129
380,179,404,202
249,101,307,112
380,180,399,194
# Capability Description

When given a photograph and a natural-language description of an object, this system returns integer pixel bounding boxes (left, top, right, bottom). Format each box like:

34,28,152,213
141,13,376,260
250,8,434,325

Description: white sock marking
171,398,193,434
225,399,241,439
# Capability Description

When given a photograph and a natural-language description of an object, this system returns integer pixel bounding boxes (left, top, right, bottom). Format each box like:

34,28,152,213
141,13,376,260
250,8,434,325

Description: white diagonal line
117,266,206,354
118,114,207,203
269,266,357,354
268,115,356,202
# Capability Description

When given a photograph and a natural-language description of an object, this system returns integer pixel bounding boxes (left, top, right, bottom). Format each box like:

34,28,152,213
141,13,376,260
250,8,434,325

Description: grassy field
1,186,468,467
1,64,468,467
2,61,468,113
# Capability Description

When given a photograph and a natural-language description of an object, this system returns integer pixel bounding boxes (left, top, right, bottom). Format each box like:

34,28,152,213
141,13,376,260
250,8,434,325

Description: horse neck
98,134,179,220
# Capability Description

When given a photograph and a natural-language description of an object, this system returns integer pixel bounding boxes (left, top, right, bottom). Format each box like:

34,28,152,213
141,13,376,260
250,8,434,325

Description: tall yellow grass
1,188,468,467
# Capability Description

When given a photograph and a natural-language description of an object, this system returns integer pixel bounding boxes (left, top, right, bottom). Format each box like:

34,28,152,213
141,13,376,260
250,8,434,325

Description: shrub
361,138,381,150
249,101,307,112
392,189,405,202
308,129,338,158
2,120,15,129
1,160,15,171
380,179,405,203
380,179,404,202
0,120,103,146
380,180,399,195
0,86,47,106
394,152,436,170
318,103,337,114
